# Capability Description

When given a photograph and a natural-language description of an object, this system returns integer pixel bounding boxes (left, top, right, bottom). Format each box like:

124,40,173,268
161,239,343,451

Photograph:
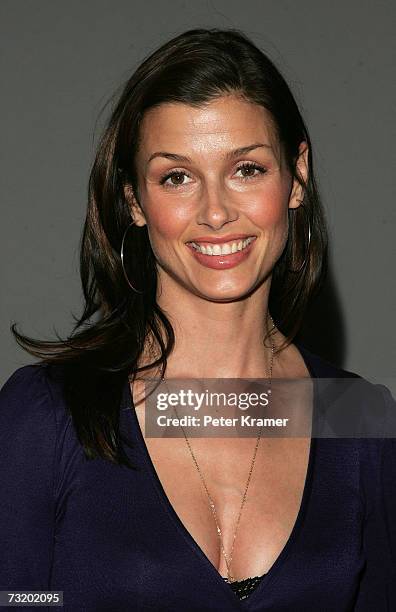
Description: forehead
137,95,280,161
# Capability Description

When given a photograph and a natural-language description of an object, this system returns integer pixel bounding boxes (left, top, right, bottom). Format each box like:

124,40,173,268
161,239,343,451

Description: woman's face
127,94,308,302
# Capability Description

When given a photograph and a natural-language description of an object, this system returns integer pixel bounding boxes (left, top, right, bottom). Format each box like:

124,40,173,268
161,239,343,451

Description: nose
196,181,238,230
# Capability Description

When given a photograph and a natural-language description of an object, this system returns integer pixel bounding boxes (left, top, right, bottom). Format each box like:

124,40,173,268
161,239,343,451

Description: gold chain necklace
173,314,276,584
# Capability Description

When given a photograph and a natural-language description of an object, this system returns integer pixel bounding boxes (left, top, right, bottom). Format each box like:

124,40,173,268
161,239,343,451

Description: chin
194,281,260,303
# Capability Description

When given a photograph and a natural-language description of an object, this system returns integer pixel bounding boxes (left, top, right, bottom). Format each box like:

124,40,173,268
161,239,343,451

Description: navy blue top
0,344,395,611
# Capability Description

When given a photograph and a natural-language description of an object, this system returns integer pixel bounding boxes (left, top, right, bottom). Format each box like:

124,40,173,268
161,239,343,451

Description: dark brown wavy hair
11,28,328,467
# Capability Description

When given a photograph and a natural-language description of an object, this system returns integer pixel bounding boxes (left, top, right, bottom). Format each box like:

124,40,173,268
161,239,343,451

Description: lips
185,235,257,270
188,236,255,255
186,233,256,245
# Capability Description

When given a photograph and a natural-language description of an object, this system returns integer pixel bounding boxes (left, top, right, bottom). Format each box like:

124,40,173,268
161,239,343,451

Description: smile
188,236,256,256
185,235,257,270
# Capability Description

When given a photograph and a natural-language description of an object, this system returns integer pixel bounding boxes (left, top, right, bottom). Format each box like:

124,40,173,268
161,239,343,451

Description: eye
235,162,267,180
159,170,193,188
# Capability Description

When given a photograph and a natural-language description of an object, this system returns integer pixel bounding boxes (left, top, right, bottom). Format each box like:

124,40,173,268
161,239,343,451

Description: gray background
1,0,395,386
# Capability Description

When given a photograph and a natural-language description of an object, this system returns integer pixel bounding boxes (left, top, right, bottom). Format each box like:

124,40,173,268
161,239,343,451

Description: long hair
11,28,328,467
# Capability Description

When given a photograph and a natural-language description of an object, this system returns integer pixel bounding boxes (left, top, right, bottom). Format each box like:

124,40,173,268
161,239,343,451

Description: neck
147,278,277,380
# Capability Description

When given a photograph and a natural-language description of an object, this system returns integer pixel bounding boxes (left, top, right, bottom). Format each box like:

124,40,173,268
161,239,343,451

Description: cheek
142,198,192,248
247,185,289,231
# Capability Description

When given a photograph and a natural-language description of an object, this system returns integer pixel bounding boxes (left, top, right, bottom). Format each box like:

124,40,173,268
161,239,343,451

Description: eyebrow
146,143,273,165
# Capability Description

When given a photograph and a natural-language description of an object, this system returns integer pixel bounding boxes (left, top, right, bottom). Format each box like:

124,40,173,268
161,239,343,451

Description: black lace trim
223,574,265,600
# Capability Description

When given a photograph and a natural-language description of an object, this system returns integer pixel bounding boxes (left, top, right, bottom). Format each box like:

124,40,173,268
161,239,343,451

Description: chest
52,413,366,610
134,401,311,580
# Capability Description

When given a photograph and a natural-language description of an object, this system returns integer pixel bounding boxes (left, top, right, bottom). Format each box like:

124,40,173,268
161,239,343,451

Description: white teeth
189,237,255,256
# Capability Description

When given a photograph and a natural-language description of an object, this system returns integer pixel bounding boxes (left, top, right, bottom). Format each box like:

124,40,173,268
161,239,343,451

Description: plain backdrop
1,0,395,388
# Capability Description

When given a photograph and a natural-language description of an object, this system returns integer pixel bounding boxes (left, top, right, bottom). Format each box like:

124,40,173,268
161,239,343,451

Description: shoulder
295,342,361,379
296,342,396,437
0,363,53,422
295,347,396,522
0,363,85,511
1,362,56,400
0,362,72,443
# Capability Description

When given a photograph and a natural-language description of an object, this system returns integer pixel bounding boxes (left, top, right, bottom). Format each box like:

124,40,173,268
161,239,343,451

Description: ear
288,141,309,210
123,183,147,227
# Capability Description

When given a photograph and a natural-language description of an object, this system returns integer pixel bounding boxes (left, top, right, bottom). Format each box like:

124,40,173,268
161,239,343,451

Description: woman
0,28,395,611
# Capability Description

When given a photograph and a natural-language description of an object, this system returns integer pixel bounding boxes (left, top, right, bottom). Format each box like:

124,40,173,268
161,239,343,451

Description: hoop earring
288,202,311,273
120,221,144,294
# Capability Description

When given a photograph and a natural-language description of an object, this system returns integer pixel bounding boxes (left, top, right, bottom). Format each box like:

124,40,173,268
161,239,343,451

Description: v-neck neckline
122,342,319,608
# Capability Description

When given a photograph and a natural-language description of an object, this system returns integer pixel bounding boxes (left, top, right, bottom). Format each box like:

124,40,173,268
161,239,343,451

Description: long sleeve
0,365,57,590
354,384,396,610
